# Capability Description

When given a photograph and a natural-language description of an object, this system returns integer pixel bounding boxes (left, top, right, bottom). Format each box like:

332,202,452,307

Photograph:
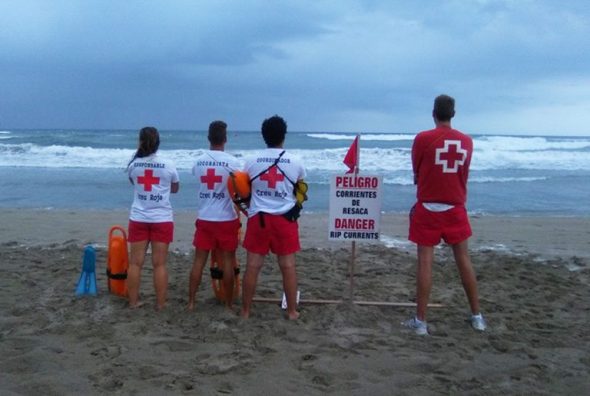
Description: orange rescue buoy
227,171,251,215
107,226,129,298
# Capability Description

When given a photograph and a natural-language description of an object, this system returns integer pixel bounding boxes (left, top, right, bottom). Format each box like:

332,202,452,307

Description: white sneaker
402,317,428,336
471,313,487,331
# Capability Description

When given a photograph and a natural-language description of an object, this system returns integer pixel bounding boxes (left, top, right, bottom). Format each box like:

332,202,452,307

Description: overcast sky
1,0,589,135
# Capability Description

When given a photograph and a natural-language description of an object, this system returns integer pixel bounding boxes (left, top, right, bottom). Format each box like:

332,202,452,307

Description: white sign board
328,174,383,242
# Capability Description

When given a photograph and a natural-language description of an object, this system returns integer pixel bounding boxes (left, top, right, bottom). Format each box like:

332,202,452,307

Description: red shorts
243,213,300,255
409,203,472,246
193,219,240,251
128,220,174,243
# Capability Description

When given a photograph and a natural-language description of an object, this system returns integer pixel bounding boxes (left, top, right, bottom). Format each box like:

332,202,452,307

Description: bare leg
151,241,170,311
188,249,209,311
451,239,481,315
128,241,149,308
240,252,264,319
278,253,299,320
416,245,434,321
221,250,236,310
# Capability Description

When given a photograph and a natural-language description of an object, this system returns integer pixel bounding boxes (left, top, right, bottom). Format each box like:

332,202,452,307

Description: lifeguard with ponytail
126,126,180,310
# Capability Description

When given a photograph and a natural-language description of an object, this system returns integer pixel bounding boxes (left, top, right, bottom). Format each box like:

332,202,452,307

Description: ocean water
1,129,589,216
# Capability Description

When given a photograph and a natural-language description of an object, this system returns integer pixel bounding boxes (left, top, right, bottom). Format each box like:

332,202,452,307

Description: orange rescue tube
210,213,241,302
107,225,129,298
210,250,240,302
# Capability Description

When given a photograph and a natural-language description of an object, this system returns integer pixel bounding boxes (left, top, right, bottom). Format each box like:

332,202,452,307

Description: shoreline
2,208,589,260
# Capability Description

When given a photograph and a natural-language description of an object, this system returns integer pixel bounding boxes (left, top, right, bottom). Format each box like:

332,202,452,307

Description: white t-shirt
244,148,306,217
192,150,242,221
128,153,180,223
423,202,455,212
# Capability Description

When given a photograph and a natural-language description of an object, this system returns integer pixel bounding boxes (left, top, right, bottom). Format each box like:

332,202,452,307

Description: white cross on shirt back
435,140,467,173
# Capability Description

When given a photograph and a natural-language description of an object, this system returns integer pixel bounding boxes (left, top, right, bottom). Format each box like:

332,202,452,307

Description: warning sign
328,174,383,241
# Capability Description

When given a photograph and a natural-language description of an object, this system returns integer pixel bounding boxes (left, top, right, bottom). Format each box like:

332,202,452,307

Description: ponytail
127,127,160,169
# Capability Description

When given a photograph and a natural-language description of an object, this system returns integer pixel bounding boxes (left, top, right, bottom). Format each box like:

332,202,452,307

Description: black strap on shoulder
274,164,296,187
251,150,286,183
250,150,301,207
251,150,298,189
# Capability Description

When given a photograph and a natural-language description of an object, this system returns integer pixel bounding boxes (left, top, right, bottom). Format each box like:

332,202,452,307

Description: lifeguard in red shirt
404,95,486,336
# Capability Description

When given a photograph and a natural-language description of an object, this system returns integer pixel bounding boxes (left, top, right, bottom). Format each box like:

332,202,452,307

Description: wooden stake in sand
341,134,361,303
349,240,356,303
349,136,360,303
252,297,444,308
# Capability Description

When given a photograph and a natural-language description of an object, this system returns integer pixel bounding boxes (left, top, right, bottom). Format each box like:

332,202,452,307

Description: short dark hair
433,94,455,122
261,115,287,147
208,120,227,146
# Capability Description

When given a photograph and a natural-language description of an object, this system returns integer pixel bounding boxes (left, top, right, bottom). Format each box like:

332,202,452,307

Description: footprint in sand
194,351,255,375
90,345,122,359
150,339,194,352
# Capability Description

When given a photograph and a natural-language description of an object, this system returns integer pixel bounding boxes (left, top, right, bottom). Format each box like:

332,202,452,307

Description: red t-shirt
412,125,473,205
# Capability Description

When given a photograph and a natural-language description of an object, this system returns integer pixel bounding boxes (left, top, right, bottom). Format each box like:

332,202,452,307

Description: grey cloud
1,0,589,134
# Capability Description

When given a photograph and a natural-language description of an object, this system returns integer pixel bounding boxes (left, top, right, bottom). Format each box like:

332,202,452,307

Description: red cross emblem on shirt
259,166,284,189
201,168,222,190
137,169,160,192
435,140,467,173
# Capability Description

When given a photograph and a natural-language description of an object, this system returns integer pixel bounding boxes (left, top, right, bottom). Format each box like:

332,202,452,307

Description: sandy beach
1,209,589,394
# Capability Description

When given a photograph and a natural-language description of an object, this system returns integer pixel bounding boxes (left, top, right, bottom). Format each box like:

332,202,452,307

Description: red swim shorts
128,220,174,244
193,219,240,251
243,213,300,255
408,203,472,246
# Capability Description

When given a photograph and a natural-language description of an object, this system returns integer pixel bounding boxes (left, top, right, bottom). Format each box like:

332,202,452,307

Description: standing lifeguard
188,121,241,311
126,127,180,310
404,95,486,335
240,115,306,320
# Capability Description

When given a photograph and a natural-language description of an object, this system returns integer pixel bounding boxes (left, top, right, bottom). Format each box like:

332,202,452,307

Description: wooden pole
354,300,444,308
349,241,356,303
253,297,341,305
348,134,361,304
252,297,444,308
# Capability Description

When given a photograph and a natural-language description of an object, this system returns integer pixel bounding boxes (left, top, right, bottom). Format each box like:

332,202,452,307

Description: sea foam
2,141,589,174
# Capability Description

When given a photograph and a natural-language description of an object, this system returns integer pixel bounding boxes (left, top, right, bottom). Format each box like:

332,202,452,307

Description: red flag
343,135,359,174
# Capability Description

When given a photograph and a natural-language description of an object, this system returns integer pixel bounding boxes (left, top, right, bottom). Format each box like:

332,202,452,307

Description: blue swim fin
76,245,98,296
75,272,88,296
87,271,97,296
83,246,96,273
